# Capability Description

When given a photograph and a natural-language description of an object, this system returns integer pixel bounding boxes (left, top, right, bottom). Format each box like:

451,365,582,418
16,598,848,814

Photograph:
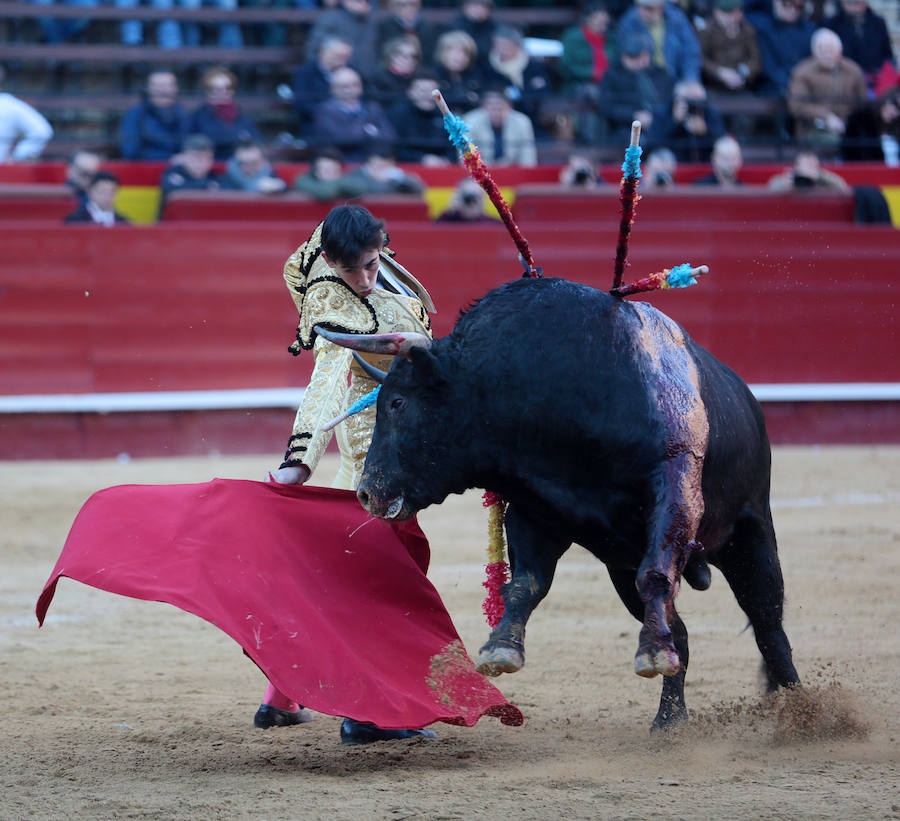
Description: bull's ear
409,345,444,386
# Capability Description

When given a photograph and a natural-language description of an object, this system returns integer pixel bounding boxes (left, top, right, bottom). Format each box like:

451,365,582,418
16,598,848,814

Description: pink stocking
262,681,299,712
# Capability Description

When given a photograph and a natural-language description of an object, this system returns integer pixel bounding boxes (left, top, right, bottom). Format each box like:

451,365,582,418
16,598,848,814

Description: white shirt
881,133,899,168
0,92,54,162
86,200,116,227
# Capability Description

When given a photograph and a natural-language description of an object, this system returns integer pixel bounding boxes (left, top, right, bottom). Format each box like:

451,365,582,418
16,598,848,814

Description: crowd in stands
1,0,899,217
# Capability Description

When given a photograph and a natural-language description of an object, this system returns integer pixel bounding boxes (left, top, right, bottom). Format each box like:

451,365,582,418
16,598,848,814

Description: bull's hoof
634,646,680,678
476,644,524,677
682,556,711,591
651,704,689,732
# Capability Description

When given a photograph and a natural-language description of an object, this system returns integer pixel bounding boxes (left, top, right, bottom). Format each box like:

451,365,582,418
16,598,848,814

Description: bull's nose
356,487,370,508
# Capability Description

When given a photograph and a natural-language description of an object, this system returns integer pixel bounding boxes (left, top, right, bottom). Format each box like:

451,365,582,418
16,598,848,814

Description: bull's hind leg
476,504,571,677
634,455,705,678
715,509,799,690
609,568,690,730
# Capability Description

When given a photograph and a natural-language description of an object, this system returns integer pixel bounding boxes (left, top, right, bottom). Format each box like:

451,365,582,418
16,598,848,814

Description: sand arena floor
1,446,898,821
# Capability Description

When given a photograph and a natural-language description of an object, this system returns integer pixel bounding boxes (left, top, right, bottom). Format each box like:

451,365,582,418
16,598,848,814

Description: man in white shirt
463,88,538,167
0,65,54,163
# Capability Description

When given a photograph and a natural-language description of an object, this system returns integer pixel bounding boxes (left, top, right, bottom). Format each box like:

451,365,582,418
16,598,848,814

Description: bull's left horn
314,325,432,358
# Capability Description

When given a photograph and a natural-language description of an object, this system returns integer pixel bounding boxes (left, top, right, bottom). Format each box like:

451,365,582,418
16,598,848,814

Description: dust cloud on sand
1,446,898,820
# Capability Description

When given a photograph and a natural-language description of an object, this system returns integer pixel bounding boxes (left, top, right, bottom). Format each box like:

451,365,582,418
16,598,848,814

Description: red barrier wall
512,187,857,224
3,161,900,187
1,200,897,456
1,217,896,392
161,192,430,222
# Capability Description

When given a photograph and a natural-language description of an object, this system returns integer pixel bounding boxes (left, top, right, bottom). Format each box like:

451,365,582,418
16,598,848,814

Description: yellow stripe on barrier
116,186,162,224
881,185,900,227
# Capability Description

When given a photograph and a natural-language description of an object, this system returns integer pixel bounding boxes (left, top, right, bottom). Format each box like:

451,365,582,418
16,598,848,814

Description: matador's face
324,246,382,298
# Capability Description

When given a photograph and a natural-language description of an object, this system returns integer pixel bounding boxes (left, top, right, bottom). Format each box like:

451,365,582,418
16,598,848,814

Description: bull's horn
352,352,387,385
314,325,432,358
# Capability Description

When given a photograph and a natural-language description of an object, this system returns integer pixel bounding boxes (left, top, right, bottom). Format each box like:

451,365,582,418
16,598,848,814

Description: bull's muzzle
357,484,408,520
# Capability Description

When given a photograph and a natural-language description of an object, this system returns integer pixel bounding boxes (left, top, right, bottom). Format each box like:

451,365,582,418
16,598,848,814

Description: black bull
318,277,800,730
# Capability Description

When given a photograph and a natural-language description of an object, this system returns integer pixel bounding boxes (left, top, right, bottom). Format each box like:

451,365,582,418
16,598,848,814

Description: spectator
766,148,850,192
436,178,494,222
118,69,191,161
787,28,867,157
0,65,53,163
293,147,359,201
463,87,537,166
290,36,354,140
746,0,814,97
338,144,426,195
596,32,674,150
666,79,726,162
641,146,678,190
697,0,762,94
692,133,744,186
190,66,262,161
114,0,242,49
369,37,423,107
443,0,499,71
65,149,101,205
842,86,900,166
311,67,396,162
389,72,458,164
64,172,130,226
160,134,222,208
431,29,499,112
559,2,613,145
376,0,439,62
307,0,379,79
560,1,612,94
222,141,287,194
824,0,894,95
614,0,703,84
24,0,95,44
558,152,605,188
488,25,552,126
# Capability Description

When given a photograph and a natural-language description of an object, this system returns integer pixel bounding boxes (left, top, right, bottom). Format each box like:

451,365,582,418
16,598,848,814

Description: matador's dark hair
320,204,386,267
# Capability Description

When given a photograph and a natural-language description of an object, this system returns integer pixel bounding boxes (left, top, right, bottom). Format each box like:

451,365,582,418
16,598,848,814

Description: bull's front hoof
634,646,680,678
476,644,524,677
651,704,688,732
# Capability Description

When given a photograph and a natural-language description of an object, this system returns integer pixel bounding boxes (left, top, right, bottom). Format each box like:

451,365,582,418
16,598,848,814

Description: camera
572,168,593,185
461,192,479,206
686,100,706,117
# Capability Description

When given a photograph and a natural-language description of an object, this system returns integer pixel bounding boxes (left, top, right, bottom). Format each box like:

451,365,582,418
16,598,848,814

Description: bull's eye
390,396,406,411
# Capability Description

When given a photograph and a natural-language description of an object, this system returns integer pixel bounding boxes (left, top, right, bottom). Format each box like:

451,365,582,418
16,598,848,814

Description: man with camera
665,79,726,162
559,153,604,189
436,178,495,223
766,149,850,193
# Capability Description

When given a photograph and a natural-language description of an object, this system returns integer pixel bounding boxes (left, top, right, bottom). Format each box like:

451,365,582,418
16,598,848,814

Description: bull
316,276,800,730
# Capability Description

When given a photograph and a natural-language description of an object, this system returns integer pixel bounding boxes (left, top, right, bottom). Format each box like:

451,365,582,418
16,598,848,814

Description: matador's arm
279,336,353,474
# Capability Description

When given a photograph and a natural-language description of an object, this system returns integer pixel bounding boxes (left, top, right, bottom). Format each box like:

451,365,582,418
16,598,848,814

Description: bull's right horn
314,326,432,358
352,352,387,385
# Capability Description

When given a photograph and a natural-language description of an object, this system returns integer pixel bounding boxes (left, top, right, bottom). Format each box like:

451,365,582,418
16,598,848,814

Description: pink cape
36,478,523,730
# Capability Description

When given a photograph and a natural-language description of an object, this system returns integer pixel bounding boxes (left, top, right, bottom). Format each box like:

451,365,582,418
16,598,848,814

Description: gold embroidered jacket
280,224,434,490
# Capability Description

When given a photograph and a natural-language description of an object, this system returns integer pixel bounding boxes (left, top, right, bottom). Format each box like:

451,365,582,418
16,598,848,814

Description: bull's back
455,279,770,545
455,279,666,450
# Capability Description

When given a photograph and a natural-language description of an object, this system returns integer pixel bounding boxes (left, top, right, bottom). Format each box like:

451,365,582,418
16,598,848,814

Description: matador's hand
266,465,311,484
